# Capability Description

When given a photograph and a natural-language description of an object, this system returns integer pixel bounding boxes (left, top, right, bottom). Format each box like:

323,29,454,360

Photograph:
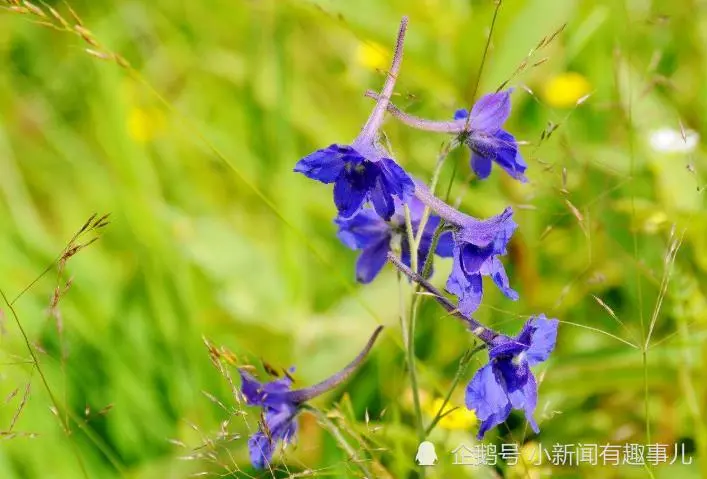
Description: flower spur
414,182,519,315
294,17,415,220
365,89,527,182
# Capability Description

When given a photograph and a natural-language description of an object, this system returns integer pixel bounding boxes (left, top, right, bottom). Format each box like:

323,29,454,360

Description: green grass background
0,0,706,477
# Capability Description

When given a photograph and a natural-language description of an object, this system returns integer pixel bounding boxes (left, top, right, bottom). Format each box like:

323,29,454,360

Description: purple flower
445,207,519,315
294,18,414,220
296,145,414,220
335,197,453,283
239,326,384,469
366,89,527,182
466,315,559,439
414,184,519,315
454,90,527,181
239,372,298,470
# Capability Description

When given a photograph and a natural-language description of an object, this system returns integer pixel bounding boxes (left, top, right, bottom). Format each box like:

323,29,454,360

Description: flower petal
460,242,495,275
525,315,559,366
335,209,389,250
490,131,527,182
507,372,539,433
488,336,528,360
334,175,367,218
248,430,275,470
470,152,493,179
370,175,396,220
239,370,263,406
481,257,519,301
465,363,512,439
434,230,454,257
446,250,484,315
356,238,390,283
469,90,512,133
294,144,349,183
248,406,298,469
454,108,470,121
379,158,415,201
496,356,530,393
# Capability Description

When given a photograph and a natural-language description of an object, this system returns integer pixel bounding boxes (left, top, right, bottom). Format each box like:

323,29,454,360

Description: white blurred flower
649,127,699,153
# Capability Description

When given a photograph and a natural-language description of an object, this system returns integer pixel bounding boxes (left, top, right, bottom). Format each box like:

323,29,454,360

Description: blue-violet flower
414,183,519,315
239,325,384,469
294,18,414,220
387,220,558,440
466,315,559,439
336,196,453,283
367,89,527,182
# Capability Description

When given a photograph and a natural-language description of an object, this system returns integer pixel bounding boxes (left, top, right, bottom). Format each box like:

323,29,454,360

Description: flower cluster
239,16,560,470
240,326,383,469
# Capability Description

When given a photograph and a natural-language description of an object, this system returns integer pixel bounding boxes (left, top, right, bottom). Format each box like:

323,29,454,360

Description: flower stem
424,344,485,437
387,252,498,344
420,222,445,279
445,0,503,199
407,291,425,442
402,205,425,448
304,405,375,478
413,145,453,249
404,205,418,275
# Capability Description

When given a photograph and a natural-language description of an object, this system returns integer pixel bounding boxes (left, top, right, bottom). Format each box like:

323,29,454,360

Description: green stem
401,147,451,445
406,294,425,442
402,203,425,444
414,146,453,248
304,405,374,479
425,345,485,437
403,205,418,275
421,221,447,280
446,0,503,200
642,348,651,444
0,290,90,479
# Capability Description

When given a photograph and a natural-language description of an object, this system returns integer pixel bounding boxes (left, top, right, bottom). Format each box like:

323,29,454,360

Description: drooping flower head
239,326,384,469
335,196,453,283
414,183,519,315
387,254,559,440
466,315,559,439
294,18,414,220
239,372,298,470
366,89,527,182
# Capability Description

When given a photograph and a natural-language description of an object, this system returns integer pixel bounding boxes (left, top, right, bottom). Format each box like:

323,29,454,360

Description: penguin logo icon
415,441,438,466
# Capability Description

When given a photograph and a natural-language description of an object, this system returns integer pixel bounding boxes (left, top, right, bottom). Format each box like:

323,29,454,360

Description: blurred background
0,0,706,477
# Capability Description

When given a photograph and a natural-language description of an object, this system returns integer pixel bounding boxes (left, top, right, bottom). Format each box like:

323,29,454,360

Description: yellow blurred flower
542,72,591,108
356,41,389,71
425,398,477,430
127,106,165,143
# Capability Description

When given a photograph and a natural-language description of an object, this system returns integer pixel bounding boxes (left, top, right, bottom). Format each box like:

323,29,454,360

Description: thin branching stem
424,344,485,437
303,405,375,479
0,290,90,479
445,0,503,201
